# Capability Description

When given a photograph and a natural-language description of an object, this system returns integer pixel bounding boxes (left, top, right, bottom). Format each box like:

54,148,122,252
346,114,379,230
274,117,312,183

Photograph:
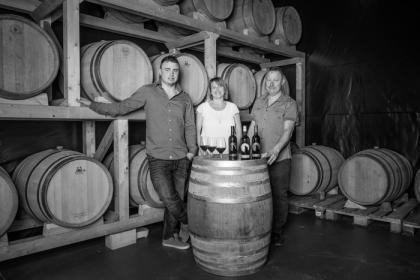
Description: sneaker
179,223,190,243
162,236,190,250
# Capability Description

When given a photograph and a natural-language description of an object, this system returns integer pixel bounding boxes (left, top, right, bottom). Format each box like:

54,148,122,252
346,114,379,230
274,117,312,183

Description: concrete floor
1,212,420,280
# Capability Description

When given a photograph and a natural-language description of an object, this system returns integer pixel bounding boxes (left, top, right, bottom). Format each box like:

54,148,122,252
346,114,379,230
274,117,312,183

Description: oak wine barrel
13,148,113,228
180,0,234,22
0,14,59,99
150,53,208,105
254,69,290,98
227,0,276,37
188,158,272,276
0,167,18,237
81,40,153,103
269,6,302,46
217,63,256,109
103,145,163,208
290,145,345,195
338,148,413,206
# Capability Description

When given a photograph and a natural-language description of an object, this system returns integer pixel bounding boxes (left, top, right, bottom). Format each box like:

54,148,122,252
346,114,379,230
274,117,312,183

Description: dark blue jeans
147,155,190,240
268,159,291,235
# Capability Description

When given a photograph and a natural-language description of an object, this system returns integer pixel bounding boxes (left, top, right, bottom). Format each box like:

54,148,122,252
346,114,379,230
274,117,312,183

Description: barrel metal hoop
190,230,271,242
188,192,272,204
23,150,61,221
307,146,334,192
93,41,115,100
299,149,323,193
191,166,267,176
189,177,270,189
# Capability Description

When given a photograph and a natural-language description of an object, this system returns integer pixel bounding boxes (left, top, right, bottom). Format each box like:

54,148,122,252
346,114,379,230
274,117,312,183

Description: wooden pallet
402,204,420,236
324,196,418,233
288,193,345,218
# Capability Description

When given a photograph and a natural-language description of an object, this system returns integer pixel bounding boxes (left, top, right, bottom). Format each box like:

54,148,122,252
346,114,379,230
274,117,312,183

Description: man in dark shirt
248,67,297,247
79,56,197,250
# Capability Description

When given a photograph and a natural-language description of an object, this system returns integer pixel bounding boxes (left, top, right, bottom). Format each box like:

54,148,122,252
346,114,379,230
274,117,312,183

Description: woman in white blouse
196,77,242,155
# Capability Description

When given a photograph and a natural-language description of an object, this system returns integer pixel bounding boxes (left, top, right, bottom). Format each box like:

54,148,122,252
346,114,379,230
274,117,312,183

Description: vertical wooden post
204,32,219,99
295,57,305,147
113,120,129,221
63,0,80,107
83,121,96,157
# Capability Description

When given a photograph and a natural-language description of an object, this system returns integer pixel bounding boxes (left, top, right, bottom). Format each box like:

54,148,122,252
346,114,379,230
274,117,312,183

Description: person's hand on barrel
264,146,281,165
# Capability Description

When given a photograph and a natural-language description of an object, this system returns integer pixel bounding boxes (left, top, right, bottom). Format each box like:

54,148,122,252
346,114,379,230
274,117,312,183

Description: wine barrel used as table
81,40,153,103
338,148,413,206
217,63,256,109
290,145,345,195
0,14,59,100
103,145,163,208
151,53,208,106
13,148,113,228
0,167,18,237
188,157,272,276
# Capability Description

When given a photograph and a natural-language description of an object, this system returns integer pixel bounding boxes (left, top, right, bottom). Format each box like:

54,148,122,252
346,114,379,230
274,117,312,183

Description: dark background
1,0,420,176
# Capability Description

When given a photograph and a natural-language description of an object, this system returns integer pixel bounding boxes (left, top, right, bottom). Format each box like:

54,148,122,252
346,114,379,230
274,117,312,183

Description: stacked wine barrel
180,0,234,22
188,158,272,276
227,0,276,37
150,52,208,105
104,145,163,208
254,69,290,98
13,148,113,228
338,148,413,206
0,14,59,100
217,63,256,109
0,167,18,237
290,145,345,195
269,6,302,46
81,40,153,103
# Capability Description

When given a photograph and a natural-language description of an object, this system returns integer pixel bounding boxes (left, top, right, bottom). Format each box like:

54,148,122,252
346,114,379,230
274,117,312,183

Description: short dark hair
160,55,180,69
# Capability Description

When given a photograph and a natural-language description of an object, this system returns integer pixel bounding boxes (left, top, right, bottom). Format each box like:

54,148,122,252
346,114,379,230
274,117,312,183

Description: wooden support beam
63,0,80,107
83,121,96,157
31,0,63,22
113,120,129,221
165,31,209,51
94,123,114,162
204,32,219,79
295,58,306,147
260,57,303,69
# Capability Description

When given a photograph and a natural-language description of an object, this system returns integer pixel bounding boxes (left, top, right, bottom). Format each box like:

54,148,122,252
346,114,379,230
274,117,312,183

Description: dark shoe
162,236,190,250
179,223,190,243
272,234,285,247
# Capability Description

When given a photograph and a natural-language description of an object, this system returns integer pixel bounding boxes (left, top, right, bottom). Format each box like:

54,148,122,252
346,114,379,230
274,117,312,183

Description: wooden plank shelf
402,203,420,236
0,104,145,121
0,207,163,261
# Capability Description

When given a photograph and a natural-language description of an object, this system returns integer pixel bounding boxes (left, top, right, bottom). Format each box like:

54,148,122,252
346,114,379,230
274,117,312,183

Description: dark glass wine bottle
228,126,238,160
251,125,261,159
240,125,250,160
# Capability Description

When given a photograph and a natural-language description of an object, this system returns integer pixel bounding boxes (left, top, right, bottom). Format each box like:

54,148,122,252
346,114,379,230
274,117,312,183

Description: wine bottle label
229,142,237,152
241,143,250,159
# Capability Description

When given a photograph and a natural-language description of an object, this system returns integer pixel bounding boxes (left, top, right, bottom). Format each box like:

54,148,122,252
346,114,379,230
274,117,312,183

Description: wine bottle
240,125,250,160
228,126,238,160
251,125,261,159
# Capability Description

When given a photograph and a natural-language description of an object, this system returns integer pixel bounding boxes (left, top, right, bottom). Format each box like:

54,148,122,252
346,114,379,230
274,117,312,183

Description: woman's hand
77,97,91,107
